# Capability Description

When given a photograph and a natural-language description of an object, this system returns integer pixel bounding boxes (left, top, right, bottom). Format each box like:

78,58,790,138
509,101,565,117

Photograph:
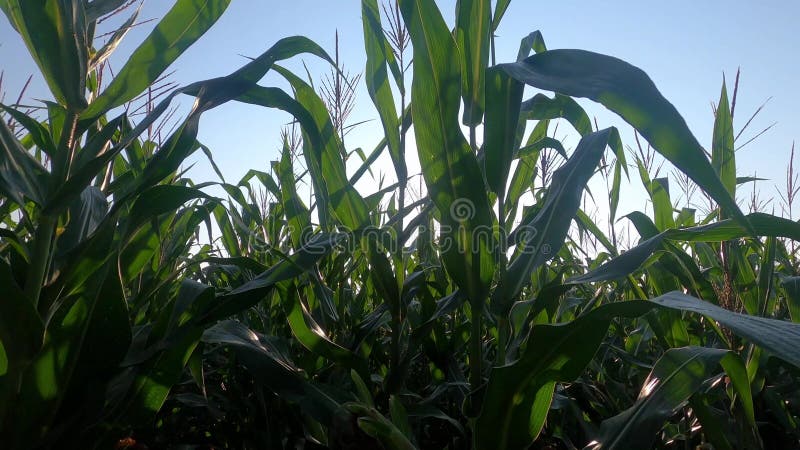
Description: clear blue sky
1,1,799,224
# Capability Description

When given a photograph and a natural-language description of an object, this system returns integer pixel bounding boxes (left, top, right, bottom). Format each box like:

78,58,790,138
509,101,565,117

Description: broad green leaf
200,233,347,323
491,128,616,316
456,0,491,125
276,144,311,248
362,0,405,185
2,0,88,109
712,80,736,201
0,260,43,385
571,212,800,284
57,186,108,255
112,281,214,426
400,0,495,304
0,104,56,156
520,93,592,136
284,285,370,381
589,347,754,450
501,49,751,233
781,276,800,323
344,403,417,450
122,185,214,239
203,320,341,425
83,0,231,118
516,136,566,159
516,30,546,61
0,117,48,206
655,292,800,369
484,66,524,195
477,292,800,449
476,300,653,450
650,176,675,230
11,261,124,444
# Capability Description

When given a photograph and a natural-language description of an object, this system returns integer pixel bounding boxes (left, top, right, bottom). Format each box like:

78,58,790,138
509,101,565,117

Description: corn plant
2,0,800,449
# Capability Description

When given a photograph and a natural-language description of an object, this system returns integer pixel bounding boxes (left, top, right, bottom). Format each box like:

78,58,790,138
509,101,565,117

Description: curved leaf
2,0,88,109
570,212,800,284
501,49,751,233
491,128,616,316
83,0,231,118
589,346,754,450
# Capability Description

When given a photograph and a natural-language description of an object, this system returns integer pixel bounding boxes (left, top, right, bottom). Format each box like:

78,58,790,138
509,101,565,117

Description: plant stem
468,125,483,392
25,110,79,308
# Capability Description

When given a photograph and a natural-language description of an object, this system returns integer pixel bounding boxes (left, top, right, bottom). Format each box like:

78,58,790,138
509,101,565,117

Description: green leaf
589,347,753,450
520,93,592,136
476,300,653,450
82,0,232,118
2,0,88,109
203,320,341,425
655,292,800,369
484,66,524,195
0,259,43,380
11,260,126,443
112,281,214,426
501,49,751,233
276,145,311,248
516,30,546,61
712,80,736,211
570,212,800,284
85,0,129,22
345,403,417,450
57,186,108,255
492,128,616,316
0,104,56,156
88,5,141,70
491,0,513,31
275,67,371,231
400,0,495,304
650,176,675,230
477,291,798,449
122,185,214,239
284,284,370,381
455,0,491,125
200,233,347,323
362,0,405,185
780,276,800,323
0,117,48,206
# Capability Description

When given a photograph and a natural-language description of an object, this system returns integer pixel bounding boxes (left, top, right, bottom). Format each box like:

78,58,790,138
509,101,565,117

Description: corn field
1,1,799,449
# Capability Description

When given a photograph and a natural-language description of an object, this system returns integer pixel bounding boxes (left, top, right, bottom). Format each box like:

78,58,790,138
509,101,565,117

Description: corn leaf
455,0,491,125
491,128,616,316
589,347,754,450
1,0,88,109
362,0,405,184
501,49,751,233
484,66,524,195
83,0,232,118
203,320,341,425
712,80,736,221
571,212,800,284
477,292,800,449
399,0,495,304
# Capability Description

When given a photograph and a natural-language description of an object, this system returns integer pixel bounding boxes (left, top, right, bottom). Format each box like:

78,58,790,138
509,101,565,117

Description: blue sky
1,1,799,228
